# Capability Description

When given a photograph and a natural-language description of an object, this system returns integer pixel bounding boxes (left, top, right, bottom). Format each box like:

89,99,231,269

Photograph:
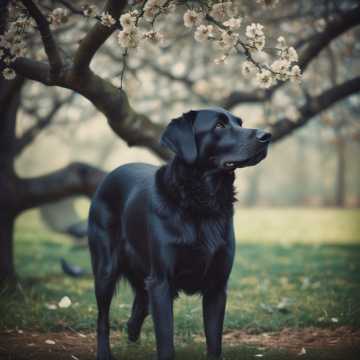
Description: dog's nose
256,130,272,143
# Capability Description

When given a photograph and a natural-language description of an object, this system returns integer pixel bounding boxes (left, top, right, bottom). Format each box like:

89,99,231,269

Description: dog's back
88,162,157,280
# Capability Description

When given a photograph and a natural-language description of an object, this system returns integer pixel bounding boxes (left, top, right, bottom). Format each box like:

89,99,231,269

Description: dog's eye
215,122,226,129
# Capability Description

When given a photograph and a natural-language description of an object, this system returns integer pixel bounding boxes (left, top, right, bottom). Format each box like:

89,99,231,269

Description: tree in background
0,0,359,285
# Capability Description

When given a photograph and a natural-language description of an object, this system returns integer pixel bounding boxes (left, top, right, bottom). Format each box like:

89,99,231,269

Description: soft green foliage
1,208,360,359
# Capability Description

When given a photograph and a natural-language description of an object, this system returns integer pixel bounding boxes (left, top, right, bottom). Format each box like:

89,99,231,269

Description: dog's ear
160,110,197,164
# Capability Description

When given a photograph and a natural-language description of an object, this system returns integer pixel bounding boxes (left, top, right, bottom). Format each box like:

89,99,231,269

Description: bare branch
15,93,76,156
271,76,360,142
17,162,106,211
73,0,127,71
20,0,63,76
299,5,360,72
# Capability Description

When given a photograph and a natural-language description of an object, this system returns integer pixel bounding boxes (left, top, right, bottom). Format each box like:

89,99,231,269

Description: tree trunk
0,78,22,286
0,215,16,285
335,137,346,207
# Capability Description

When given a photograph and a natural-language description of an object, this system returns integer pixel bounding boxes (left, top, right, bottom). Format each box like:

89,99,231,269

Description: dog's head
161,107,271,171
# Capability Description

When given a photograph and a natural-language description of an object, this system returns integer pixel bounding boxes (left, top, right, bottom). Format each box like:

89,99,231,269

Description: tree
0,0,360,284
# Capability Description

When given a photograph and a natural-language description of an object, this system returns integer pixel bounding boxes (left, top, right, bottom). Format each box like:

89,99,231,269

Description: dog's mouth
223,149,267,170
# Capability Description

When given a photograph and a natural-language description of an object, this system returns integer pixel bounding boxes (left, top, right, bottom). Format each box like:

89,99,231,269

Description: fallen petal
298,347,306,355
58,296,72,308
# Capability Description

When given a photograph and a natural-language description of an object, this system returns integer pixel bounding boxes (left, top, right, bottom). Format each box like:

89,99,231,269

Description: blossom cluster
1,0,302,89
241,36,301,88
0,14,33,80
48,7,69,27
180,2,301,88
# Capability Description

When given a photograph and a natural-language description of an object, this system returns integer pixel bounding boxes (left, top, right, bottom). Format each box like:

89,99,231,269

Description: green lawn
1,208,360,359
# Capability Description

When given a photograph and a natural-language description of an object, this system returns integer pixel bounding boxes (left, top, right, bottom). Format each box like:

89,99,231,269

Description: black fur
88,107,271,360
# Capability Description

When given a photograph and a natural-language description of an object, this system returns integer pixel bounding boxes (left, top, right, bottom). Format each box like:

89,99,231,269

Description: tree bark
0,78,22,284
0,215,16,285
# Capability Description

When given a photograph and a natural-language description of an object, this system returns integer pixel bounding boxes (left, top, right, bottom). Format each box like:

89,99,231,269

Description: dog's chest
172,218,227,294
173,247,208,294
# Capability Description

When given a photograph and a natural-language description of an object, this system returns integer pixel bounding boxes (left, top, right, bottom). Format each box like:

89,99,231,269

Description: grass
1,208,360,359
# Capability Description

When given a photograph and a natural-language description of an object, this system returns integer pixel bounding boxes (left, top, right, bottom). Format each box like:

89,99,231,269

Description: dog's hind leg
89,205,119,360
95,275,117,360
127,286,149,342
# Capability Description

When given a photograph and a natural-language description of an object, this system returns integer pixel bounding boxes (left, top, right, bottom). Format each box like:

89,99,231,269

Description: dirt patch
0,327,360,359
221,326,360,353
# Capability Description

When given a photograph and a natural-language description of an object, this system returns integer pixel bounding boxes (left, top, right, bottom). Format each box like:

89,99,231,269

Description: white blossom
83,4,98,18
209,2,233,21
282,46,298,62
100,12,116,27
194,25,213,43
118,26,140,49
120,12,137,29
214,55,228,65
144,0,163,22
246,23,264,38
143,30,165,46
241,60,256,77
10,42,26,58
290,65,301,83
13,16,28,31
270,59,290,80
223,17,242,30
256,69,274,88
183,9,203,28
3,56,14,65
49,8,69,26
217,30,239,51
246,23,266,51
277,36,286,50
2,67,16,80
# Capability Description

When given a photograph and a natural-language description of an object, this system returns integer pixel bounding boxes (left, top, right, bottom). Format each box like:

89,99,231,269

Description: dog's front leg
202,288,227,359
149,279,174,360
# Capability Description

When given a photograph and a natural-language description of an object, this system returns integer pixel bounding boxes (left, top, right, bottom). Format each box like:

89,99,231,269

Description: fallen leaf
45,339,56,345
58,296,72,308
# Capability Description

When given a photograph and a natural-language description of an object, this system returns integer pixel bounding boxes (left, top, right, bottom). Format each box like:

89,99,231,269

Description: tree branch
16,162,106,211
12,58,52,85
14,93,76,156
220,5,360,109
73,0,127,71
20,0,63,76
271,76,360,142
65,69,171,160
299,5,360,71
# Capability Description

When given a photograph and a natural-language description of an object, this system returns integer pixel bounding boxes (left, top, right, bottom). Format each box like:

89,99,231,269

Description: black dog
88,107,271,360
